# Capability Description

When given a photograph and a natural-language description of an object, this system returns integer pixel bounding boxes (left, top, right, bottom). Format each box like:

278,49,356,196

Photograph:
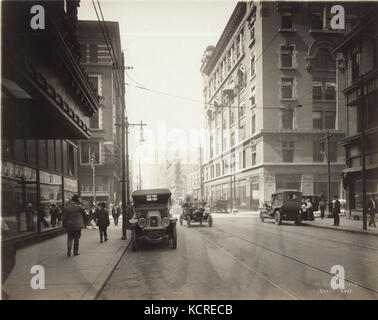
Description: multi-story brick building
77,20,123,206
335,4,378,219
200,1,360,210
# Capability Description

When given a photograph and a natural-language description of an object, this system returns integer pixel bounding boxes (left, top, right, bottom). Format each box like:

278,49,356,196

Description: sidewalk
2,223,131,300
303,214,378,236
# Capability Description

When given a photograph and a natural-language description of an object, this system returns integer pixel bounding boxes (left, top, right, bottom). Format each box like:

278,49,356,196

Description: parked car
260,190,312,225
210,199,228,213
180,197,213,227
129,189,177,251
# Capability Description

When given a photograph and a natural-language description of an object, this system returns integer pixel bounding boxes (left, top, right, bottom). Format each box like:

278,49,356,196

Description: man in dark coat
95,202,110,243
112,205,120,226
50,203,60,227
332,195,341,226
368,195,376,228
63,194,85,256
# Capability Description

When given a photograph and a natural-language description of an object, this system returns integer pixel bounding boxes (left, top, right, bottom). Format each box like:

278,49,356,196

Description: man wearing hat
63,194,86,256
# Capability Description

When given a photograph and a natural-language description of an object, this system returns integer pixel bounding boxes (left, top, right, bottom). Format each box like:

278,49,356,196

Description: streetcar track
198,231,302,300
217,216,378,251
199,226,378,295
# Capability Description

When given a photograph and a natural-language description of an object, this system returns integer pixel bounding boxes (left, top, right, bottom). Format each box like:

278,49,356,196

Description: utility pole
120,52,127,240
90,152,96,205
361,74,367,230
321,131,332,217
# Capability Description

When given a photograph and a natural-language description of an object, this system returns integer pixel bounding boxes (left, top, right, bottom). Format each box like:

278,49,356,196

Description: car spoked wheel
187,218,191,227
208,215,213,227
131,229,138,251
171,225,177,249
274,211,282,225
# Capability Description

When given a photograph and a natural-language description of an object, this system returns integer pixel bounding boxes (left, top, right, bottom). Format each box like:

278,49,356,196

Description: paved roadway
98,207,378,300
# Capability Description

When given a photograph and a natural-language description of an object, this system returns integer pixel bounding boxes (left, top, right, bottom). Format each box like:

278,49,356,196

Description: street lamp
320,131,333,217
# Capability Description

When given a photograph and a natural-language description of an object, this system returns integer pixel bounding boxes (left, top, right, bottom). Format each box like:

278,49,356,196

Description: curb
81,234,132,300
302,222,378,237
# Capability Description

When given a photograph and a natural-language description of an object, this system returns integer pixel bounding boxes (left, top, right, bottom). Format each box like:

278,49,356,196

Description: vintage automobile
180,197,213,227
260,190,307,225
210,199,228,213
129,189,177,251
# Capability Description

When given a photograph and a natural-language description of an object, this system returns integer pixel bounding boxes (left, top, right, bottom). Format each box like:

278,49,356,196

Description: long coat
63,202,85,231
94,208,110,228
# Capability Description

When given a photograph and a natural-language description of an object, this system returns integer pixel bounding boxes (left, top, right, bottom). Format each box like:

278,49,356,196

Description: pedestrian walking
112,205,120,226
332,195,341,226
50,203,60,227
368,195,376,228
306,198,314,221
319,198,326,220
95,202,110,243
88,203,97,229
63,194,86,257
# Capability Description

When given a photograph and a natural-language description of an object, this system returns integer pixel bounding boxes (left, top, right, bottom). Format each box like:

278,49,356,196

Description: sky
78,0,238,186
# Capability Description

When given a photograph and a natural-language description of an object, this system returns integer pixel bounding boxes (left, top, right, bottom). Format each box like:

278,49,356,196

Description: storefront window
39,171,63,231
38,140,47,168
64,177,79,207
1,163,37,239
55,140,62,173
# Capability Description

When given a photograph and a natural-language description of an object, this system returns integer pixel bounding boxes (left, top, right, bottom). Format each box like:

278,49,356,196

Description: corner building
200,1,362,210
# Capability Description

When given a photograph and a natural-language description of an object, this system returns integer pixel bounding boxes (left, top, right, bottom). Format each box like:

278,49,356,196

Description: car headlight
162,217,170,228
138,218,146,228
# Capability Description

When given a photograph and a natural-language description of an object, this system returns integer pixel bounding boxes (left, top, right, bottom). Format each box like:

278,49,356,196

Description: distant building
334,3,378,218
77,20,124,206
200,1,363,210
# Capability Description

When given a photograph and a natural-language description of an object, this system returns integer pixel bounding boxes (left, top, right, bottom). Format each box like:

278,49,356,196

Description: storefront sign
1,161,36,182
39,170,62,185
64,177,78,193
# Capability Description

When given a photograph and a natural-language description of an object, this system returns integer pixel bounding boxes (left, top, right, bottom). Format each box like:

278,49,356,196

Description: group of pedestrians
62,195,126,257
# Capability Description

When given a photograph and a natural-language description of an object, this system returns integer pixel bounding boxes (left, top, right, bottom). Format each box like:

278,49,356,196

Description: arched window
313,48,335,71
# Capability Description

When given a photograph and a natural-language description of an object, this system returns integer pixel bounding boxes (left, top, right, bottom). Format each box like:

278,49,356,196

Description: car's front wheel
274,211,282,225
208,215,213,227
187,217,191,227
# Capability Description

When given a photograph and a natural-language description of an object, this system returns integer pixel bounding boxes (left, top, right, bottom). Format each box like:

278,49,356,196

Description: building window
282,109,293,129
313,141,323,162
280,45,295,68
89,44,98,63
252,114,256,134
312,82,323,100
55,140,62,173
239,105,245,117
38,140,47,168
313,81,336,100
239,125,245,142
311,12,323,29
90,110,101,129
325,82,336,100
230,109,235,125
81,142,100,164
351,50,360,82
26,140,37,165
313,111,336,129
282,141,294,163
251,145,256,165
47,140,55,170
276,174,301,191
313,48,335,71
281,77,295,99
313,111,323,129
250,85,256,106
231,131,235,147
88,75,102,97
250,54,256,78
324,111,336,129
216,163,220,177
281,12,293,29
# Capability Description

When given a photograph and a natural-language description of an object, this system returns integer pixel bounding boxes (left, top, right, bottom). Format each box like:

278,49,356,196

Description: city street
98,210,378,300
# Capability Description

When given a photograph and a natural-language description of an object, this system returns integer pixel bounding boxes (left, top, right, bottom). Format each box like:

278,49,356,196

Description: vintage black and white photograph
1,0,378,302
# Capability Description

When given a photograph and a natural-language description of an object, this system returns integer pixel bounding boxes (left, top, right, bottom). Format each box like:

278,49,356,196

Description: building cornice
201,2,247,76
